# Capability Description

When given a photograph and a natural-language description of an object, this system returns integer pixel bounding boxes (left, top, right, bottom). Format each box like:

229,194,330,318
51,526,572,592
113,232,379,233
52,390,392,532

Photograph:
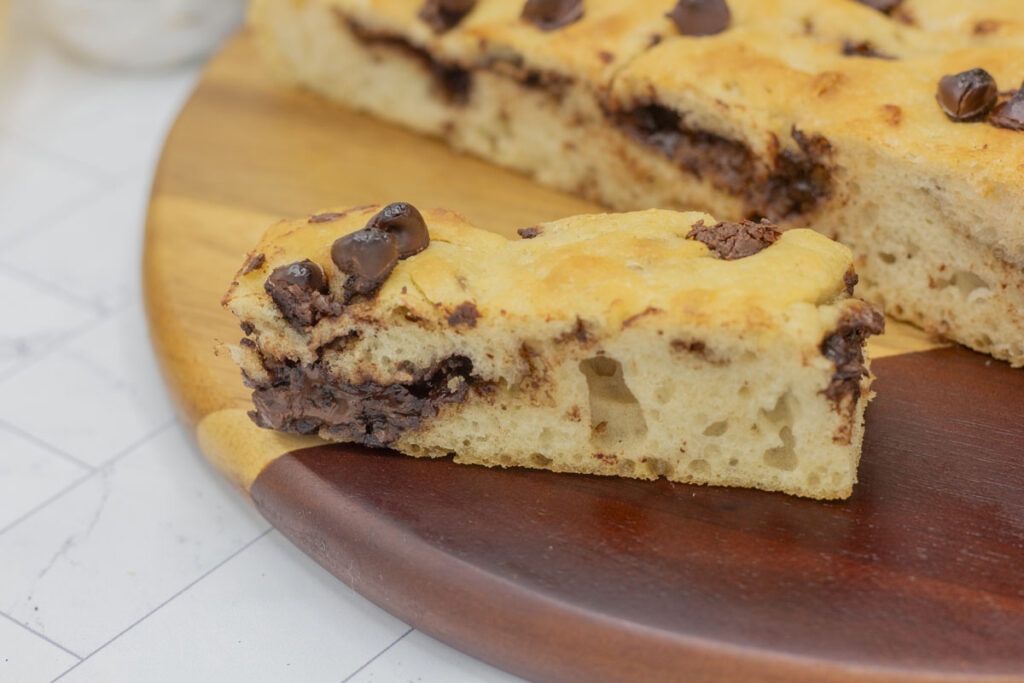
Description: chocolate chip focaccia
248,0,1024,367
224,203,883,500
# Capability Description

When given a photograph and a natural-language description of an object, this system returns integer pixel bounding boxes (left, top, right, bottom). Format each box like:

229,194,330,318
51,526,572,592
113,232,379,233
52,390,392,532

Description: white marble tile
0,614,79,683
9,65,201,176
0,302,174,467
0,426,88,532
0,424,269,656
0,136,100,244
0,269,98,378
60,531,410,683
348,629,525,683
0,174,152,312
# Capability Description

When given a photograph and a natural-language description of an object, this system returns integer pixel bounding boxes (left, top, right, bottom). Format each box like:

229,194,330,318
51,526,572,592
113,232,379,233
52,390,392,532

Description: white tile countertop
0,4,522,682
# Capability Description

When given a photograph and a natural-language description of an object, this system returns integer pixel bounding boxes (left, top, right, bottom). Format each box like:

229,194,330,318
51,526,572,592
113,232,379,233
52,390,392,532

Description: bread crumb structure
224,205,883,500
248,0,1024,367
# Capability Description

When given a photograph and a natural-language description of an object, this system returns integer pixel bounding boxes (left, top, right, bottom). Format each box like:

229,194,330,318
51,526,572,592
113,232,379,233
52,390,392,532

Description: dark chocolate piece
242,252,265,274
248,353,480,447
419,0,476,33
610,102,832,220
240,321,255,335
686,219,781,260
854,0,902,15
367,202,430,257
841,40,894,60
820,305,885,407
517,226,542,239
937,68,998,122
667,0,730,37
309,212,344,223
990,84,1024,131
265,260,340,328
447,301,480,327
331,229,400,302
521,0,583,31
843,268,859,295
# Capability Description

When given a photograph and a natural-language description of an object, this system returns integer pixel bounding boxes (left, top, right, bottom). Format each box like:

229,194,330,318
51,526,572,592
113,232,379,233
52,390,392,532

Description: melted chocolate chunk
265,260,340,328
687,219,781,260
331,229,400,302
309,212,344,223
842,40,894,60
820,305,885,406
937,68,998,122
341,14,472,104
610,101,832,219
990,84,1024,131
844,268,859,295
419,0,476,33
242,252,265,274
447,301,480,327
248,353,480,447
667,0,730,37
521,0,583,31
366,202,430,257
517,226,542,239
240,321,255,335
854,0,902,15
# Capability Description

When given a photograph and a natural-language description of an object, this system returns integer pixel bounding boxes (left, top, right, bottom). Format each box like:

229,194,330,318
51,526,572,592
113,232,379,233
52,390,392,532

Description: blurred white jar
38,0,246,68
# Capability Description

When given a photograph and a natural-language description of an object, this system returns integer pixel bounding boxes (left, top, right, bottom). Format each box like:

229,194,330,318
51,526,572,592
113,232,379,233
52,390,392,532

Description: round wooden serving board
145,32,1024,683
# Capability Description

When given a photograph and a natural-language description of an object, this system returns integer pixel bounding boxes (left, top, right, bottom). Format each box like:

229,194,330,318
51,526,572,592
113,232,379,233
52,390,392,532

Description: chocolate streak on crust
609,101,833,220
820,305,885,408
248,351,484,447
339,13,472,105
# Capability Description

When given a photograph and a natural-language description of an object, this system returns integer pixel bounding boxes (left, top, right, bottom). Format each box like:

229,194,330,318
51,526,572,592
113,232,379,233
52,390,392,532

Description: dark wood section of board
250,347,1024,683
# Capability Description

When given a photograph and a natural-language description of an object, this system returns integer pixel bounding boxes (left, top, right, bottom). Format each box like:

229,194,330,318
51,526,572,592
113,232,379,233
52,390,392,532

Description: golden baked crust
225,204,882,500
248,0,1024,366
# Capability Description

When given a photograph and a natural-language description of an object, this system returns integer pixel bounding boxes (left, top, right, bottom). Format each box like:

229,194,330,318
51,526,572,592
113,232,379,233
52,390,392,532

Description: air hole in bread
764,426,798,471
703,420,728,436
579,357,647,449
529,453,552,467
688,458,710,474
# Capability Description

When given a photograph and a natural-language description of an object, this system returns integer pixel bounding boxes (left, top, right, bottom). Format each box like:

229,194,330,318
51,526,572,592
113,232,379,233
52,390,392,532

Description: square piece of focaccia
224,204,884,499
248,0,1024,367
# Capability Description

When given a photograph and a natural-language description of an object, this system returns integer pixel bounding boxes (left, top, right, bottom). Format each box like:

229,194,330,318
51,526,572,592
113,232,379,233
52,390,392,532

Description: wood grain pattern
141,31,1022,683
251,347,1024,683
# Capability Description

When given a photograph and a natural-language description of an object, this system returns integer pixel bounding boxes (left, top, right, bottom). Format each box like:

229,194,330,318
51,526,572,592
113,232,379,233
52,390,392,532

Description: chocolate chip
686,219,781,260
990,84,1024,131
843,268,859,295
241,252,265,274
240,321,255,335
667,0,730,37
419,0,476,32
447,301,480,327
937,68,998,122
265,260,339,327
309,212,344,223
521,0,583,31
331,228,400,301
517,226,542,239
854,0,902,15
366,202,430,258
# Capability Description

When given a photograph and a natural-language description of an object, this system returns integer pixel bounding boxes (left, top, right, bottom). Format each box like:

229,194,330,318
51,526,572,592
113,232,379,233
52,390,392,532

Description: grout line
3,128,123,182
0,304,118,386
0,418,96,472
340,627,415,683
51,527,274,682
0,419,176,540
0,261,106,313
0,610,83,661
